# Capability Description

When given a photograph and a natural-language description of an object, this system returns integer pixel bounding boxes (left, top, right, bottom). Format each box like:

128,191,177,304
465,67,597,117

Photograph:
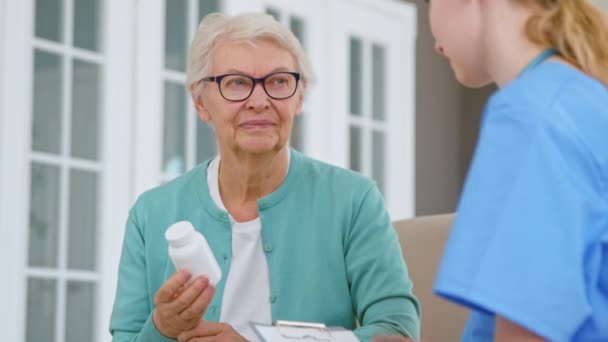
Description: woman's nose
435,42,445,55
246,83,270,111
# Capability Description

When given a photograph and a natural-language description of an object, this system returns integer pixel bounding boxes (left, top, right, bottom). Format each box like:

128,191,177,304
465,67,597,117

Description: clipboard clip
272,320,332,341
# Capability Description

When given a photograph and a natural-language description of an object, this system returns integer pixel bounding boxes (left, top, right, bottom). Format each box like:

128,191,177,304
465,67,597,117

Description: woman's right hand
152,270,216,338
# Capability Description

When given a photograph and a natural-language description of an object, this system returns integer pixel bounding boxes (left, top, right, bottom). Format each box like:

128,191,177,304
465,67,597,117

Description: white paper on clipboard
251,320,359,342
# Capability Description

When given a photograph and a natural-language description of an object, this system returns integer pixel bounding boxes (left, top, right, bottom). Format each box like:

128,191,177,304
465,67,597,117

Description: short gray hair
187,12,315,97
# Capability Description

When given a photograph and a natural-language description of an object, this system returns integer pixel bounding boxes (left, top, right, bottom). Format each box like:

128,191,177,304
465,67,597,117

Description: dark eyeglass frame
199,71,301,102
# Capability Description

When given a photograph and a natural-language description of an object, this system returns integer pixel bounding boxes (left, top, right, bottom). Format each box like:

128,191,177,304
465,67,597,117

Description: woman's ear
191,83,211,122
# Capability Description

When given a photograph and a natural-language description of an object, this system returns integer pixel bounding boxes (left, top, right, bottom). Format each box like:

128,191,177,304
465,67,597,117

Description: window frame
0,0,134,340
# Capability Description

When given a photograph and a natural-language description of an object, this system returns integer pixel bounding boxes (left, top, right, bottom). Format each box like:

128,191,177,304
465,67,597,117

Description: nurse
429,0,608,341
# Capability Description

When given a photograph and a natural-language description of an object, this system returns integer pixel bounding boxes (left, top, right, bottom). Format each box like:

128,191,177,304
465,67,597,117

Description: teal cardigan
109,149,420,341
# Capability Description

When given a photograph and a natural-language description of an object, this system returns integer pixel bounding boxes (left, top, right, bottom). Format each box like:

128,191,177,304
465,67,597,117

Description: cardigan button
270,295,277,303
264,243,273,253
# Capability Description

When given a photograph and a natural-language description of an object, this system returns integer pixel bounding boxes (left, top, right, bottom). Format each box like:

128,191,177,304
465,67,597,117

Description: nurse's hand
177,321,247,342
152,270,216,338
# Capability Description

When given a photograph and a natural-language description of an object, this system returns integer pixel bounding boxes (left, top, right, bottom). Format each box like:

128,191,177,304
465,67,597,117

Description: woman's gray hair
187,12,316,98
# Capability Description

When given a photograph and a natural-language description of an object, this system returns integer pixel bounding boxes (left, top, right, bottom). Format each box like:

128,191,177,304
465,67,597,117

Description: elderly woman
109,12,420,342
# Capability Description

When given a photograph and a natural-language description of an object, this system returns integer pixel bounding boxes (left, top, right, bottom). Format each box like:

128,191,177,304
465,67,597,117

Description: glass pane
71,59,101,160
199,0,220,21
372,130,385,193
35,0,63,42
372,44,386,122
66,282,95,342
165,0,188,71
26,278,56,342
289,16,306,47
349,125,362,172
73,0,101,51
68,169,98,271
349,37,363,116
29,163,60,268
266,7,281,21
163,81,186,177
32,50,63,154
290,115,304,152
196,120,217,165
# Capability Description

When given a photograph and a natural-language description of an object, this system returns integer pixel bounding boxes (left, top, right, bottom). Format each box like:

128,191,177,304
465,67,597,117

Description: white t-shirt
208,154,292,341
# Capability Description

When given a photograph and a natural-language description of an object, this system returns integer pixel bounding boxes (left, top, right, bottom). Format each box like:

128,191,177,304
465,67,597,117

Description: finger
170,276,210,314
178,321,226,341
171,284,186,300
184,338,214,342
154,270,192,304
180,284,216,320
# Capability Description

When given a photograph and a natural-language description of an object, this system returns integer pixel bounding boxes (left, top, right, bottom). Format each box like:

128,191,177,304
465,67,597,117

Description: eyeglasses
200,71,301,102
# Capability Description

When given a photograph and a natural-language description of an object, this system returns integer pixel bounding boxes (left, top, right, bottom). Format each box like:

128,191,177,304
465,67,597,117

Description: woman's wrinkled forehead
209,38,298,75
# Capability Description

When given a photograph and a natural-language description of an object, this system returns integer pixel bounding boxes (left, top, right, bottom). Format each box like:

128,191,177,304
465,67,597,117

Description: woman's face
429,0,492,87
194,39,304,156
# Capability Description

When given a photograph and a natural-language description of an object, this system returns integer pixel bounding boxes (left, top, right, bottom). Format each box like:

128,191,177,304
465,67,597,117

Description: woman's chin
235,137,283,155
454,67,493,89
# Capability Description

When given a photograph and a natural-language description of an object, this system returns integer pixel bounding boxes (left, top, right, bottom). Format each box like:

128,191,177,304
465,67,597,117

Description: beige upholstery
393,214,469,342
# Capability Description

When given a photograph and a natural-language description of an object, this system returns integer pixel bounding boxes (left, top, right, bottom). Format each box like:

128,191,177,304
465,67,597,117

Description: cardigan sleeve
346,183,421,341
109,204,176,342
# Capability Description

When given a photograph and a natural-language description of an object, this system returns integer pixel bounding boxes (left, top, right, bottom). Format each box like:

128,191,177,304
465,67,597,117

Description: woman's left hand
177,320,248,342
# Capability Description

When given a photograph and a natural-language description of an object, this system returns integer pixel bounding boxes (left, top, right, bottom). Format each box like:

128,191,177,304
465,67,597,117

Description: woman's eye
225,77,250,88
270,77,288,86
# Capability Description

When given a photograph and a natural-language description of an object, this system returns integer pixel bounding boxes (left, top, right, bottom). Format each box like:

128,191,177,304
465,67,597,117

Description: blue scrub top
434,61,608,341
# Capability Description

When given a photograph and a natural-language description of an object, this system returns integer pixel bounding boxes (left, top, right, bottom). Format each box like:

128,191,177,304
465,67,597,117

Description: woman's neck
217,147,289,207
482,0,547,88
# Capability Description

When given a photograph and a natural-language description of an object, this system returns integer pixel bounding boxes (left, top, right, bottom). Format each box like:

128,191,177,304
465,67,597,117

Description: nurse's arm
495,316,547,342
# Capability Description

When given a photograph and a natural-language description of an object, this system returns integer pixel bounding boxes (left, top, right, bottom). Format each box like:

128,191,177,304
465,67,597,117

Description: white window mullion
55,0,74,340
348,116,387,133
186,93,197,169
97,0,136,340
133,0,164,196
31,151,102,172
163,69,187,83
33,39,103,64
361,41,372,177
27,268,101,282
56,164,69,342
186,0,198,171
0,0,34,339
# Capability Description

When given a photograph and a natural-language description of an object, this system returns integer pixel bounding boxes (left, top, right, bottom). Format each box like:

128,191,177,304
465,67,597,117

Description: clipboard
251,320,359,342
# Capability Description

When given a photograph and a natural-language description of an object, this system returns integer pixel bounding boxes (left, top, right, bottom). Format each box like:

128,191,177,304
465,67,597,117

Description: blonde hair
187,12,315,97
520,0,608,86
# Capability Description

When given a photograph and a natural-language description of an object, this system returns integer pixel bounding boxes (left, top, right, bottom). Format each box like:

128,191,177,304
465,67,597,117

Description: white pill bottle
165,221,222,286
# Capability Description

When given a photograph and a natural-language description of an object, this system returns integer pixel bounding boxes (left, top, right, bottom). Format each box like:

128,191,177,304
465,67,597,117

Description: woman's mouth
240,120,276,129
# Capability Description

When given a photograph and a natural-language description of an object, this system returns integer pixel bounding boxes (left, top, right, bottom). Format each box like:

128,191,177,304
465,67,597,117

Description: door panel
330,0,416,219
